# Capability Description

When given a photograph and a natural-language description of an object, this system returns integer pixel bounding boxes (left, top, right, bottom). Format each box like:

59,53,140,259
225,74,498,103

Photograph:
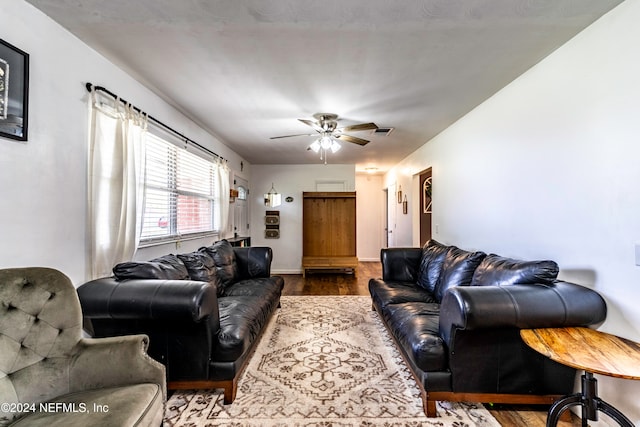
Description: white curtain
216,159,230,237
88,91,147,278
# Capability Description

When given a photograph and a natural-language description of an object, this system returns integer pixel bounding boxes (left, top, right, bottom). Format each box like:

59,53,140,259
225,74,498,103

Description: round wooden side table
521,327,640,427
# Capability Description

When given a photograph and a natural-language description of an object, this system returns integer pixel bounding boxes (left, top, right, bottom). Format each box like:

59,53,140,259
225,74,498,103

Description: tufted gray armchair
0,267,166,426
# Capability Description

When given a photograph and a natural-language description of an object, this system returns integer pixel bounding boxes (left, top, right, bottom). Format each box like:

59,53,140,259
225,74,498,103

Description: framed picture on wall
0,38,29,141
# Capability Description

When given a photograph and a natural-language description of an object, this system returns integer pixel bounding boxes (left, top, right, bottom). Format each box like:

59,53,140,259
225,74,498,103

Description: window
141,133,221,243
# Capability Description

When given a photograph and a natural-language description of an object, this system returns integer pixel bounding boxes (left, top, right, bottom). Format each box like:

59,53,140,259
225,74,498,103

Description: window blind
141,133,219,242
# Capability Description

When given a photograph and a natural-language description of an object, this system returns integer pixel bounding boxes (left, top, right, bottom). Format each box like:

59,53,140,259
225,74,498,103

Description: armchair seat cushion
381,302,446,372
9,384,163,427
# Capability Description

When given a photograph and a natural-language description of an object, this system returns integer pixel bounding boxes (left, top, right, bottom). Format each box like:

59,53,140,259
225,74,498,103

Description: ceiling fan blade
336,134,370,146
339,122,378,132
298,119,323,133
270,133,315,139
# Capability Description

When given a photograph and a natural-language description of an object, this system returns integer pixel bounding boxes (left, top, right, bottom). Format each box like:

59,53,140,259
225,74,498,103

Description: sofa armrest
69,334,167,400
234,246,273,279
439,281,607,348
78,277,218,323
380,247,423,282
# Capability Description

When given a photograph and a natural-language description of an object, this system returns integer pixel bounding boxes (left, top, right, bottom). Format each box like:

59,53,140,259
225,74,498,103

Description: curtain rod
85,82,226,162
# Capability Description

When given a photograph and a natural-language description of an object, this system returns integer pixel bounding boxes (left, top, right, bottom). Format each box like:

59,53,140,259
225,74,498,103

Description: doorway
385,184,397,247
233,176,249,238
419,168,432,246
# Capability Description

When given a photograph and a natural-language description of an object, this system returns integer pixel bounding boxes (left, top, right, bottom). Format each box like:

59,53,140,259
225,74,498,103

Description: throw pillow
470,254,559,287
177,250,221,293
202,239,239,293
433,246,486,303
113,254,189,280
416,239,450,293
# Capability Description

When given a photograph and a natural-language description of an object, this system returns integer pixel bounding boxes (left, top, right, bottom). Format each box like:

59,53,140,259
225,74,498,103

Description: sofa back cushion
434,247,486,303
113,254,189,280
470,254,559,287
202,239,239,293
416,239,450,293
177,250,222,294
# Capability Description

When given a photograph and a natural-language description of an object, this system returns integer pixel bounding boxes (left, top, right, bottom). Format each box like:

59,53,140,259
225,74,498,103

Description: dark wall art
0,38,29,141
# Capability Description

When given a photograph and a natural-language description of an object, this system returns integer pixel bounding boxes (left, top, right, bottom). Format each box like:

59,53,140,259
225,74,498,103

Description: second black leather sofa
369,239,607,416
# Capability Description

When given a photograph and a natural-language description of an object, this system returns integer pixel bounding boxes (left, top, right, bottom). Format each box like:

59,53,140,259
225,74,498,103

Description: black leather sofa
77,240,284,404
369,239,607,417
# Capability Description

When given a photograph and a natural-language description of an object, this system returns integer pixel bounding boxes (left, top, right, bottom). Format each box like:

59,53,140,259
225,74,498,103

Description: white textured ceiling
26,0,623,173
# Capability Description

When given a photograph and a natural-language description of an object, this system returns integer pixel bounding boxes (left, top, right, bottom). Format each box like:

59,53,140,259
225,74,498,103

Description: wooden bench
302,256,358,278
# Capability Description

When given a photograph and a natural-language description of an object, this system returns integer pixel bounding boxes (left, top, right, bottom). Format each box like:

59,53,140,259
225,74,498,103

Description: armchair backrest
0,267,82,421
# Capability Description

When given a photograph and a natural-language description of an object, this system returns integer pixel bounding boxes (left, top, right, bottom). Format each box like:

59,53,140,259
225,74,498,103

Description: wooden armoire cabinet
302,191,357,277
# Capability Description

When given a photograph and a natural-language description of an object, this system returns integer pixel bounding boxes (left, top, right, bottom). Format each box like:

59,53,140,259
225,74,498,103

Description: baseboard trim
272,269,303,275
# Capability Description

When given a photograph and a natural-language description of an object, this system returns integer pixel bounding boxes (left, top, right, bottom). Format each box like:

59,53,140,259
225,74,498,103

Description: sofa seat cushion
215,296,277,362
369,279,437,308
222,277,283,300
381,302,447,372
470,254,559,287
9,383,163,427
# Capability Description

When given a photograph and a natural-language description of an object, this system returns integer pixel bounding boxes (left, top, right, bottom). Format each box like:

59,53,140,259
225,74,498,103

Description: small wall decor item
264,183,281,207
265,214,280,225
229,188,239,203
397,185,403,203
0,38,29,141
402,195,408,214
265,210,280,238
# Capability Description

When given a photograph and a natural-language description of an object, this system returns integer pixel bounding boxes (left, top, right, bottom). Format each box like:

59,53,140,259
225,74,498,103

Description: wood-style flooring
280,261,583,427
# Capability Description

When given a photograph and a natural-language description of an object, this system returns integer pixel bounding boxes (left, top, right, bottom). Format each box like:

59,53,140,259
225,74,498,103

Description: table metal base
547,372,634,427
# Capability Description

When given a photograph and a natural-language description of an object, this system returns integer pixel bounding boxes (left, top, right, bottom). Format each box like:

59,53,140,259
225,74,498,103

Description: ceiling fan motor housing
313,113,339,132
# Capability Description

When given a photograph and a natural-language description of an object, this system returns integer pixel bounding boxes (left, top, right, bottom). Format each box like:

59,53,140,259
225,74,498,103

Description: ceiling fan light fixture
309,140,321,153
320,135,333,149
273,113,377,164
330,140,341,153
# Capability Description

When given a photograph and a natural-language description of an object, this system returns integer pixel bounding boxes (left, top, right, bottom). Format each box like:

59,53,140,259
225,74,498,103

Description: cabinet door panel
303,192,356,258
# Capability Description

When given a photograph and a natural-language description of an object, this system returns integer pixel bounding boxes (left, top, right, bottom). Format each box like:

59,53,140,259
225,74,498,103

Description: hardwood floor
280,261,583,427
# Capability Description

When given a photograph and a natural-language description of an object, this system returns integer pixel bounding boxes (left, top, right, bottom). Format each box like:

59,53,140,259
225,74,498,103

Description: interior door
386,184,397,247
419,168,432,246
233,177,249,237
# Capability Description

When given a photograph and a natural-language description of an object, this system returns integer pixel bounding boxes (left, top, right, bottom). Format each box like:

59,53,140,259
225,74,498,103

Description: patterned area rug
163,296,501,427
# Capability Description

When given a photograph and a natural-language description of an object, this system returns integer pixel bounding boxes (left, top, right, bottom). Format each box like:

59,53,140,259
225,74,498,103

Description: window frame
138,131,222,247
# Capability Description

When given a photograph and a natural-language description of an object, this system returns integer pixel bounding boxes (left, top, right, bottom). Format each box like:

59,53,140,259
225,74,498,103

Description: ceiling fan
270,113,378,146
270,113,378,164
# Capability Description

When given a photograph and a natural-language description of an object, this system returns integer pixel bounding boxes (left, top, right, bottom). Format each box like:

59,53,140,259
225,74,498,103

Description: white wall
250,164,355,273
385,0,640,423
355,173,386,261
0,1,246,285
